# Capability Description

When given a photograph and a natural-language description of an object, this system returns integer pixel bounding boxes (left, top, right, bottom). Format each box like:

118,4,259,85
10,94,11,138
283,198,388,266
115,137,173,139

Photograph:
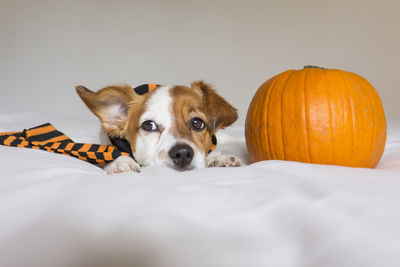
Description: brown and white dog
76,81,241,174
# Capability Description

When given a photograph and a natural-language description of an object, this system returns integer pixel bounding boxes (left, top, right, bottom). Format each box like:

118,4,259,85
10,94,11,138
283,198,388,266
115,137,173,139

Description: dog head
76,81,238,170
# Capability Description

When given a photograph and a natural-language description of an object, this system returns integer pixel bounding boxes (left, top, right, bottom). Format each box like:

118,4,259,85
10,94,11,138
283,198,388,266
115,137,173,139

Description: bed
1,112,400,267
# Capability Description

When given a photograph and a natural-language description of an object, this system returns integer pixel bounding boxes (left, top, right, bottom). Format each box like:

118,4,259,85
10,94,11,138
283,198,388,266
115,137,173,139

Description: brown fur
123,90,155,153
170,85,212,153
76,84,149,153
170,81,238,154
190,81,238,131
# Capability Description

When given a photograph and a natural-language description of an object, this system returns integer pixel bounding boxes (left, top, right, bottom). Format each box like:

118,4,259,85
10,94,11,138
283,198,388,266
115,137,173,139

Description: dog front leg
104,155,141,175
205,151,242,168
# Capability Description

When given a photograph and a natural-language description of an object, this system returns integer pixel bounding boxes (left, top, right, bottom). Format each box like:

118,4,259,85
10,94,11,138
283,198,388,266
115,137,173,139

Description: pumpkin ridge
339,71,356,166
265,73,283,160
303,69,312,163
263,78,274,160
324,70,336,162
280,72,296,160
327,73,334,164
278,70,297,160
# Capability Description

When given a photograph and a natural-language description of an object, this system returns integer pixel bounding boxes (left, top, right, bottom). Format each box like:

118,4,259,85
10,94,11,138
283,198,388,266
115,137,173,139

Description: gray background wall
1,0,399,125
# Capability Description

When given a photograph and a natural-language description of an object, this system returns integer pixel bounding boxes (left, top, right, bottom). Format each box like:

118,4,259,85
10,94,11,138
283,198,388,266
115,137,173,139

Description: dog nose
168,144,194,169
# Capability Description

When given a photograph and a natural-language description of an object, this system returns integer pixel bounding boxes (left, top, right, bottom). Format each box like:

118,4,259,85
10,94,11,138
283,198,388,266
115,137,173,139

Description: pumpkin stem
303,65,328,70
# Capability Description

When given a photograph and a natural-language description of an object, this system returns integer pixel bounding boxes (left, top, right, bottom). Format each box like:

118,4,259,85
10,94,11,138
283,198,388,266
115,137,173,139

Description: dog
76,81,241,174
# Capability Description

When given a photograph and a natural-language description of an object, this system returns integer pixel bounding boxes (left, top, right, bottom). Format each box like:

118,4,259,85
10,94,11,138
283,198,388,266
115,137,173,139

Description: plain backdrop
1,0,399,126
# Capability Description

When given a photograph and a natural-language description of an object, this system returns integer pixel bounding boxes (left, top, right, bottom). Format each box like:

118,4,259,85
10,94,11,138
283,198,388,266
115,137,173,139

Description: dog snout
168,144,194,169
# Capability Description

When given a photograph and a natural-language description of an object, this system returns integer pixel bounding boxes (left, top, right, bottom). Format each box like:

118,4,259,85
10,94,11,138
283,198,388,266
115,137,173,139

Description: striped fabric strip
209,134,217,153
0,123,130,164
133,83,159,95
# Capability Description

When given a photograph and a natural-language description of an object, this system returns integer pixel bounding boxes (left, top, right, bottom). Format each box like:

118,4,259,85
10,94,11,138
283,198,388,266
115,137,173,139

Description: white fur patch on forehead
139,85,173,127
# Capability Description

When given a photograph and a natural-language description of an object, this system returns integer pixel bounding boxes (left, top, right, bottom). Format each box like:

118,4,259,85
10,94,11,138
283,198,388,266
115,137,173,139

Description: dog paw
206,154,242,168
104,155,141,175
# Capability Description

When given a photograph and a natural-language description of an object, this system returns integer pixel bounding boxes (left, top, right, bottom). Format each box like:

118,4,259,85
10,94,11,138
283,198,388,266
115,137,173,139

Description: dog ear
191,80,238,132
76,85,136,137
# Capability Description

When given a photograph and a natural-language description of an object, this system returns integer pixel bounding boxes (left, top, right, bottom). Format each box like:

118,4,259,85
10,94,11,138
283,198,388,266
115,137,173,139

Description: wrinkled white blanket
1,112,400,267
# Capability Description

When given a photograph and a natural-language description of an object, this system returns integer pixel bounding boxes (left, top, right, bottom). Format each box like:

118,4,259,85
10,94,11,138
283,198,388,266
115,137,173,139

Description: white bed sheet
1,112,400,267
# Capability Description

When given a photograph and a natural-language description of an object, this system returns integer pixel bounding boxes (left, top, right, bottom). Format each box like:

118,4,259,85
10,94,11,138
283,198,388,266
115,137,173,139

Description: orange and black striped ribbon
0,123,129,164
209,135,217,154
133,83,159,95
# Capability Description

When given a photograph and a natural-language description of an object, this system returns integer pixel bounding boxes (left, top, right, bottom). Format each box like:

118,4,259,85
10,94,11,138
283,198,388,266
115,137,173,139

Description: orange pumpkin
245,66,387,168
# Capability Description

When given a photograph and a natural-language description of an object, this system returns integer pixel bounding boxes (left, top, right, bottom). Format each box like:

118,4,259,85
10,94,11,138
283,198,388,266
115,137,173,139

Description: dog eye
141,120,159,132
191,117,206,131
